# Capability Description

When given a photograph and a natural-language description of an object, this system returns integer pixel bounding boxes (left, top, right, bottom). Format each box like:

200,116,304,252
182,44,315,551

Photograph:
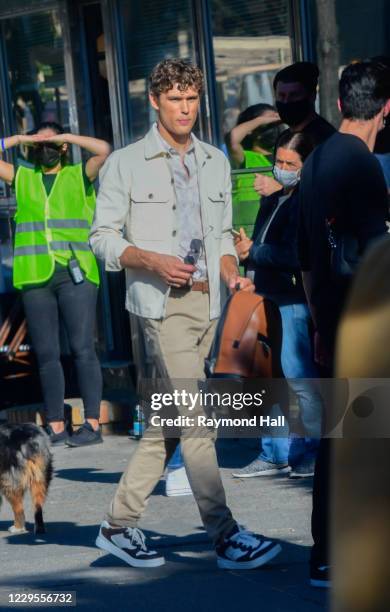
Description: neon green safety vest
13,163,99,289
232,150,272,236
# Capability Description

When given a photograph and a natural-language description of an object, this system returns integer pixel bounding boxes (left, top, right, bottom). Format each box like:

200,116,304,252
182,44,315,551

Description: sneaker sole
217,543,282,570
95,535,165,568
165,488,193,497
232,467,291,478
310,578,331,588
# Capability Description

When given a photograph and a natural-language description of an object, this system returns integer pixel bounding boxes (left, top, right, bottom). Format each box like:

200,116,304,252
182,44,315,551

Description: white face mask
273,165,301,188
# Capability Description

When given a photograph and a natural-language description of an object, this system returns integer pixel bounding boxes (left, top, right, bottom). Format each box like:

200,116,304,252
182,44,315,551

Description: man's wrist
139,249,157,272
220,255,239,286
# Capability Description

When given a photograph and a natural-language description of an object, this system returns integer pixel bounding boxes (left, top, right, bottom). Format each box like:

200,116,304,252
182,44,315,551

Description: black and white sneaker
95,521,165,568
216,525,281,570
310,564,331,588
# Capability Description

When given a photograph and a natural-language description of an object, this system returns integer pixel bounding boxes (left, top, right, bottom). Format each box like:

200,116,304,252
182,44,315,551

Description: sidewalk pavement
0,435,329,611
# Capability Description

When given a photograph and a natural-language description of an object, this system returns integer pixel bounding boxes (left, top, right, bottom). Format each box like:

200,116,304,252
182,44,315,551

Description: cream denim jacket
90,126,237,320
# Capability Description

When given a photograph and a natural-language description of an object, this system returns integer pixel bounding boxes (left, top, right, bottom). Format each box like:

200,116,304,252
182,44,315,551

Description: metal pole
61,0,81,162
100,0,131,147
191,0,220,146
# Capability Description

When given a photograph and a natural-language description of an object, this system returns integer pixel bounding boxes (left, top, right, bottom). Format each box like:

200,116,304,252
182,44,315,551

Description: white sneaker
165,466,193,497
95,521,165,568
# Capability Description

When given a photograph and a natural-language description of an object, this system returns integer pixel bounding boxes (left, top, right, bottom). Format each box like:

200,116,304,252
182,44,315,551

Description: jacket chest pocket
130,187,172,240
207,190,225,237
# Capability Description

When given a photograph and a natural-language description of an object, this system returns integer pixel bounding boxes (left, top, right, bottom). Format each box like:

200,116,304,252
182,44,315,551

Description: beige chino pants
107,289,236,545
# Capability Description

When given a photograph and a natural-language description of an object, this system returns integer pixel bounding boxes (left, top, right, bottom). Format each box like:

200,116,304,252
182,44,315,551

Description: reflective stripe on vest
50,241,92,251
47,219,90,229
14,245,49,256
13,164,99,289
16,221,46,233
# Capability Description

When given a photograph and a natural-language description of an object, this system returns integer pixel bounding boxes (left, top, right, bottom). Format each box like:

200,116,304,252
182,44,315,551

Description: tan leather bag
205,291,283,379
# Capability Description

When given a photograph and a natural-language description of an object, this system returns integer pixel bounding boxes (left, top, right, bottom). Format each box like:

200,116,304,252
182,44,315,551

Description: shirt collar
144,124,211,165
152,122,194,156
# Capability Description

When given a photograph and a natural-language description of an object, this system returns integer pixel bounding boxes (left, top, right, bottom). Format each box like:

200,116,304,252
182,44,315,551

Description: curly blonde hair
149,59,204,97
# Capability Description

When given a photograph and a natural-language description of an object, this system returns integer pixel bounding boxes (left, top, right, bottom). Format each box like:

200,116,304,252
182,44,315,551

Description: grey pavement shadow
54,467,166,496
0,541,329,612
1,523,101,548
55,468,122,484
1,523,208,552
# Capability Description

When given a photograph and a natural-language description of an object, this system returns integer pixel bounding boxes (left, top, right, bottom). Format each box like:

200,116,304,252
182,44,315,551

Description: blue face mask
273,165,301,188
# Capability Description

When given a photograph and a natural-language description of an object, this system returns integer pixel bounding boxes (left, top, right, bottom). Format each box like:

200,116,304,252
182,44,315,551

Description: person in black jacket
232,130,323,479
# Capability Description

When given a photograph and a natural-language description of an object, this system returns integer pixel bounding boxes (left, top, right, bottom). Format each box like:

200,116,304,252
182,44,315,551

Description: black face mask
35,144,62,168
275,99,312,127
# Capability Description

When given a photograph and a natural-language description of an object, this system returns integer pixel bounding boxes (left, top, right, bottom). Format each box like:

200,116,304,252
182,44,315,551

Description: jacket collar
144,124,211,166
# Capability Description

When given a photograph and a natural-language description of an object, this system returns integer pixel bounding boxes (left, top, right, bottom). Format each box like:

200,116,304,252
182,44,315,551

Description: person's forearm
220,254,239,286
63,134,111,157
249,243,298,270
230,115,276,148
119,245,158,271
1,135,20,151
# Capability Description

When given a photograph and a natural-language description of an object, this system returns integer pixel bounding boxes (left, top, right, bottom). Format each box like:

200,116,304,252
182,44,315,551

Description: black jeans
311,437,331,568
22,264,102,422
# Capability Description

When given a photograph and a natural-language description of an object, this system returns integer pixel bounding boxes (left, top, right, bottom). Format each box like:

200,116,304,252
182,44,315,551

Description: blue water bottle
133,404,144,439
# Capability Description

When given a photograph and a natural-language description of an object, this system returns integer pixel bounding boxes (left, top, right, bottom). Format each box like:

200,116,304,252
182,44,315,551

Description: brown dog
0,423,52,534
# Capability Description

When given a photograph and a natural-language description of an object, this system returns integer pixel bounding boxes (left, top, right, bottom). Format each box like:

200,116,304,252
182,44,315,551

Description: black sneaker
96,521,165,568
216,525,281,569
45,424,69,446
310,564,331,588
290,458,315,478
66,422,103,447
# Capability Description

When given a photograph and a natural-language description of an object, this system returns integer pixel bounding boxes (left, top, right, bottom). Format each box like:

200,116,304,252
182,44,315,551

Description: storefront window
119,0,195,141
209,0,292,236
2,10,69,134
209,0,292,145
307,0,390,129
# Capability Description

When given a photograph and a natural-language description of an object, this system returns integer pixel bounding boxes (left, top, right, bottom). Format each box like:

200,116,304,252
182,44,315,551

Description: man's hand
151,254,196,287
254,174,282,197
228,275,255,293
234,227,253,261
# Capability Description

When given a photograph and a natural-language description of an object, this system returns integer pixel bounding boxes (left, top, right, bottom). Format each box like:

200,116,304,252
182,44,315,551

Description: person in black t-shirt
254,62,336,198
297,60,390,588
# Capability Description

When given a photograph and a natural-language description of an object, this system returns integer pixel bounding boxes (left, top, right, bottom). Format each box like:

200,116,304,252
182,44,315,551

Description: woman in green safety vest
0,122,111,446
228,103,284,237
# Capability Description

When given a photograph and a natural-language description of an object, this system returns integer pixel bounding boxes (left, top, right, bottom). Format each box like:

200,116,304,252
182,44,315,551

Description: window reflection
210,0,292,236
3,11,69,133
210,0,292,145
119,0,195,141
